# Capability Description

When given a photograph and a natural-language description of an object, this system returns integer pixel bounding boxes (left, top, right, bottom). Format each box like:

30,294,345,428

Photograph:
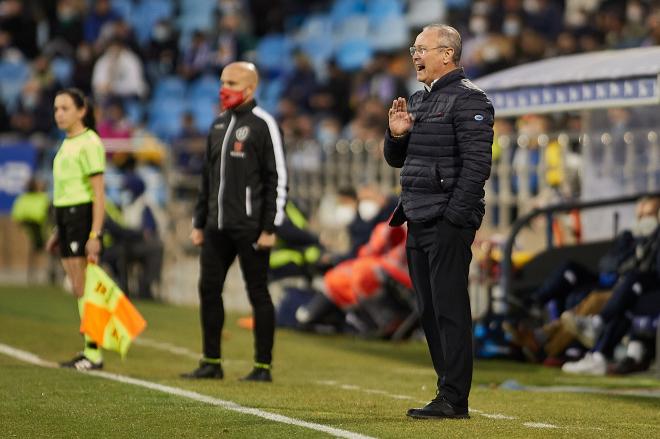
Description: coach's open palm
388,97,414,137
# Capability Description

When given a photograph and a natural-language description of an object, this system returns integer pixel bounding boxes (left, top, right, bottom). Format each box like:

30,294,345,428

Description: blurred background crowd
1,0,659,165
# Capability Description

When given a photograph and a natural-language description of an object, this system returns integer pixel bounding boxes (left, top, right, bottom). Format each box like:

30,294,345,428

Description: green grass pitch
1,285,659,438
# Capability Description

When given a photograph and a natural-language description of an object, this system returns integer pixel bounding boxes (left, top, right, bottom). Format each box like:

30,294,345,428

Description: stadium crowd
1,0,659,152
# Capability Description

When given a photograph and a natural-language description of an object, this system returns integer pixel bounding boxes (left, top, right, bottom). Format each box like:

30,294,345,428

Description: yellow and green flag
80,264,147,357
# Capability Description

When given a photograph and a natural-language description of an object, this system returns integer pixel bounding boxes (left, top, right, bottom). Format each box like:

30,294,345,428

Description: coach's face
411,28,455,87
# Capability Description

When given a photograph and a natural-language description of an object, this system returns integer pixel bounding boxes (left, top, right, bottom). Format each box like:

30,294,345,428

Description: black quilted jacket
384,68,494,229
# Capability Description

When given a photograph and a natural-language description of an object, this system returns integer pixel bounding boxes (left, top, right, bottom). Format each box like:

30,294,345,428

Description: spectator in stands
282,51,317,111
47,0,85,54
83,0,119,44
72,41,95,95
10,79,54,135
173,111,205,174
145,19,179,82
642,5,660,46
210,12,255,71
352,54,409,109
92,38,147,101
97,98,133,139
0,0,38,58
343,97,387,142
178,30,212,82
309,59,353,125
0,100,9,132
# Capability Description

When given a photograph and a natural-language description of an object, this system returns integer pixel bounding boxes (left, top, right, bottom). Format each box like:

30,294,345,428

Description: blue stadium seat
256,34,294,74
153,76,186,101
369,15,409,52
296,13,333,41
333,14,369,44
111,0,133,21
298,36,334,66
178,11,213,34
0,59,30,110
335,38,373,71
131,0,175,45
189,97,218,132
256,76,284,115
330,0,366,26
366,0,404,24
180,0,216,15
407,0,446,28
148,97,186,140
188,74,220,101
124,99,144,125
51,57,74,86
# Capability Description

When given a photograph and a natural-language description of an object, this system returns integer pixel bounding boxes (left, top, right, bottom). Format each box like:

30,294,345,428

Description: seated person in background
269,201,323,283
561,219,660,375
103,174,164,299
11,177,50,251
299,222,412,336
528,197,660,315
322,184,398,267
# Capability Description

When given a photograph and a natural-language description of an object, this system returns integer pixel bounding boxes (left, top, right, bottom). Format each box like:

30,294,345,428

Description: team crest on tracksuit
231,126,249,158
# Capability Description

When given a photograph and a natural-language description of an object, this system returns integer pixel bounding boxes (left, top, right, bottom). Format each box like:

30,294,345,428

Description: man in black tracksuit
182,62,287,382
385,25,493,418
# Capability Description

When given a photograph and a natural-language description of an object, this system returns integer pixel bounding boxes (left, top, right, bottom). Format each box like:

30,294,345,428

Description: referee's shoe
60,354,103,371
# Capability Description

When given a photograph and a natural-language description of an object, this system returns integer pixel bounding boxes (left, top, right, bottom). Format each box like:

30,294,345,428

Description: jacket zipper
217,115,236,228
245,186,252,217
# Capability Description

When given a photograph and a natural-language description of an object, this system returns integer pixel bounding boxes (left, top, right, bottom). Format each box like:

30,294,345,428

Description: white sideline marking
481,413,517,420
133,337,249,365
0,343,375,439
524,422,559,429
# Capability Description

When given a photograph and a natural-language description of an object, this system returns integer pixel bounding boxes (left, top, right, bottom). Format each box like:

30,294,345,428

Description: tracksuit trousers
406,217,476,409
199,228,274,364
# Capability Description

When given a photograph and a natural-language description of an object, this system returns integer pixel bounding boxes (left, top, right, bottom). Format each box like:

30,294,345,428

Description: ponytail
56,88,96,131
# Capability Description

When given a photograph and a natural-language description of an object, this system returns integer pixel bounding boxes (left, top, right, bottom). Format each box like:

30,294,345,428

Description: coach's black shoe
240,367,272,382
181,361,223,379
407,395,469,419
60,354,103,371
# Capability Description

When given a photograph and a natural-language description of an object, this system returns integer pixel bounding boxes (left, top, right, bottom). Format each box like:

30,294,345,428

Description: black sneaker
240,367,272,382
610,356,649,375
407,395,469,420
60,354,103,371
180,361,223,379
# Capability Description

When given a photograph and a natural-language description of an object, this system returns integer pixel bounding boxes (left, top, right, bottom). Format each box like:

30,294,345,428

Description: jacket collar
424,68,465,92
231,99,257,114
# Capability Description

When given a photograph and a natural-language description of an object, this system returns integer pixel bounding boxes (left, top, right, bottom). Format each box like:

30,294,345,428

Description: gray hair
422,24,462,64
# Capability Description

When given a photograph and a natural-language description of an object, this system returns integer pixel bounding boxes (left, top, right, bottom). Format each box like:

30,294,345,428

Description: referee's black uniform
193,99,287,367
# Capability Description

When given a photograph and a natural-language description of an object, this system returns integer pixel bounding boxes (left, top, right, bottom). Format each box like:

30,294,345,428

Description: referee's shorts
55,202,93,258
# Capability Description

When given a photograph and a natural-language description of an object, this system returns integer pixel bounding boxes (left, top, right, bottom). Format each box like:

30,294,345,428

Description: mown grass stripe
0,343,375,439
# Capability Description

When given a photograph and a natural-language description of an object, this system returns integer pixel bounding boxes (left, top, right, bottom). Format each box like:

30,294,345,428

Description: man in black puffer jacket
384,24,493,420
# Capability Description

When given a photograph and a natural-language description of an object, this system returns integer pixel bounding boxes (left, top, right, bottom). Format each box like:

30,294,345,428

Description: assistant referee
46,88,106,371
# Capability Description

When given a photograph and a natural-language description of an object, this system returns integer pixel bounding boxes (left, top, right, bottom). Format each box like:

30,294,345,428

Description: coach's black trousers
199,228,274,364
406,218,475,408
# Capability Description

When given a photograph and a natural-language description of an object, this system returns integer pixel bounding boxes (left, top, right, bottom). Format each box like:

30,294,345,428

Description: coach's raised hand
388,97,413,137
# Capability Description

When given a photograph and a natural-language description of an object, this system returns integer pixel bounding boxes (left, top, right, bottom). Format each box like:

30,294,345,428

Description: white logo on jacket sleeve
235,126,250,141
474,114,484,121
